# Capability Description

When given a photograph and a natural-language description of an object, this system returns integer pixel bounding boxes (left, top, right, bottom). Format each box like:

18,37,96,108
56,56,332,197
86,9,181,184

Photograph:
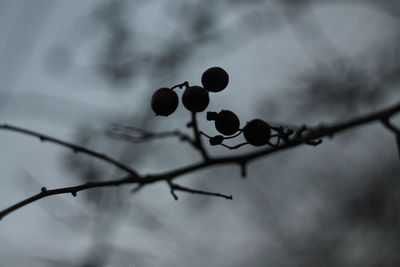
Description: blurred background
0,0,399,266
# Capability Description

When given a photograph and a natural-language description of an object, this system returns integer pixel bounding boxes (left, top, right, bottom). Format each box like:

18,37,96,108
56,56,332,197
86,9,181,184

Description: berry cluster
151,67,228,116
205,111,294,149
151,66,293,149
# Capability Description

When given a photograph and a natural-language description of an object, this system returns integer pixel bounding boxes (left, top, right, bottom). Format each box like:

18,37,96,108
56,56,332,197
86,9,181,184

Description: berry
209,110,240,136
151,88,179,116
243,119,271,146
201,67,229,92
209,135,224,146
182,86,210,112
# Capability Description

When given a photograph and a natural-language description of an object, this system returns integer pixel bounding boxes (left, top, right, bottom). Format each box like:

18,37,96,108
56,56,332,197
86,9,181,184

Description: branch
1,101,400,220
0,176,142,220
0,124,140,177
189,112,209,160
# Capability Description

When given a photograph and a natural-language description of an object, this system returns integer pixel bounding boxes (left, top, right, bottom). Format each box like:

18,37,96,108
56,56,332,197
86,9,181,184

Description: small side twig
168,181,233,200
167,180,179,200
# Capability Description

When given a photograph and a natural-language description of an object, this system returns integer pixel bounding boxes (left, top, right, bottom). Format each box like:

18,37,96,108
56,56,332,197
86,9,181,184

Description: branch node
167,181,178,200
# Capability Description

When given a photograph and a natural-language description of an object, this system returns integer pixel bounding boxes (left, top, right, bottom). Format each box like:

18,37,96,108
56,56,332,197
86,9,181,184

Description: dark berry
201,67,229,92
182,86,210,112
213,110,240,136
151,88,179,116
243,119,271,146
209,135,224,146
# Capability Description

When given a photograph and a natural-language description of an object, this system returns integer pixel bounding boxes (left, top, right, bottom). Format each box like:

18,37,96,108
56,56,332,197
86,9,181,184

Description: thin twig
0,124,140,177
0,176,142,220
190,112,209,160
169,182,232,200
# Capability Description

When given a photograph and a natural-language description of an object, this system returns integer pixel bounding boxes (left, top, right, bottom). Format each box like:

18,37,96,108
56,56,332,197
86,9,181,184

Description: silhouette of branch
0,124,140,177
167,181,232,200
1,101,400,220
189,112,209,160
0,177,142,220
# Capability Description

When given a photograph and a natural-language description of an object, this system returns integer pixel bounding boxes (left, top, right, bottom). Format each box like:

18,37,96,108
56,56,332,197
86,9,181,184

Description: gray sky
0,1,399,266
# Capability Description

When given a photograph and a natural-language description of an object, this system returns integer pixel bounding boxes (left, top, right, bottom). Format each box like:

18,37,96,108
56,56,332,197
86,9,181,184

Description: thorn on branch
41,187,47,193
305,139,323,146
130,184,144,194
71,191,77,197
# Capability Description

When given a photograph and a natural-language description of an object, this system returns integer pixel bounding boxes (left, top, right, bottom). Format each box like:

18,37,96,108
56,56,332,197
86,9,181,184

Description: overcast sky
0,1,399,266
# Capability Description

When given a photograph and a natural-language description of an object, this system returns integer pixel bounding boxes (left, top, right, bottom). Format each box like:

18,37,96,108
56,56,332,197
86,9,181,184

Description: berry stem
170,81,189,90
222,130,242,140
220,142,248,150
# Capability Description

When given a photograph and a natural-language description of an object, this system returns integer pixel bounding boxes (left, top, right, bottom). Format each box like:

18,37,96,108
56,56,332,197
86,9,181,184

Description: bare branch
0,176,142,220
0,124,140,177
1,101,400,220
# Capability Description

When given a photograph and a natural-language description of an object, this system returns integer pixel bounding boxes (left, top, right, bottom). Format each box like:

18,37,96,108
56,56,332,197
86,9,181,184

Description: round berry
151,88,179,116
243,119,271,146
201,67,229,92
214,110,240,136
182,86,210,112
